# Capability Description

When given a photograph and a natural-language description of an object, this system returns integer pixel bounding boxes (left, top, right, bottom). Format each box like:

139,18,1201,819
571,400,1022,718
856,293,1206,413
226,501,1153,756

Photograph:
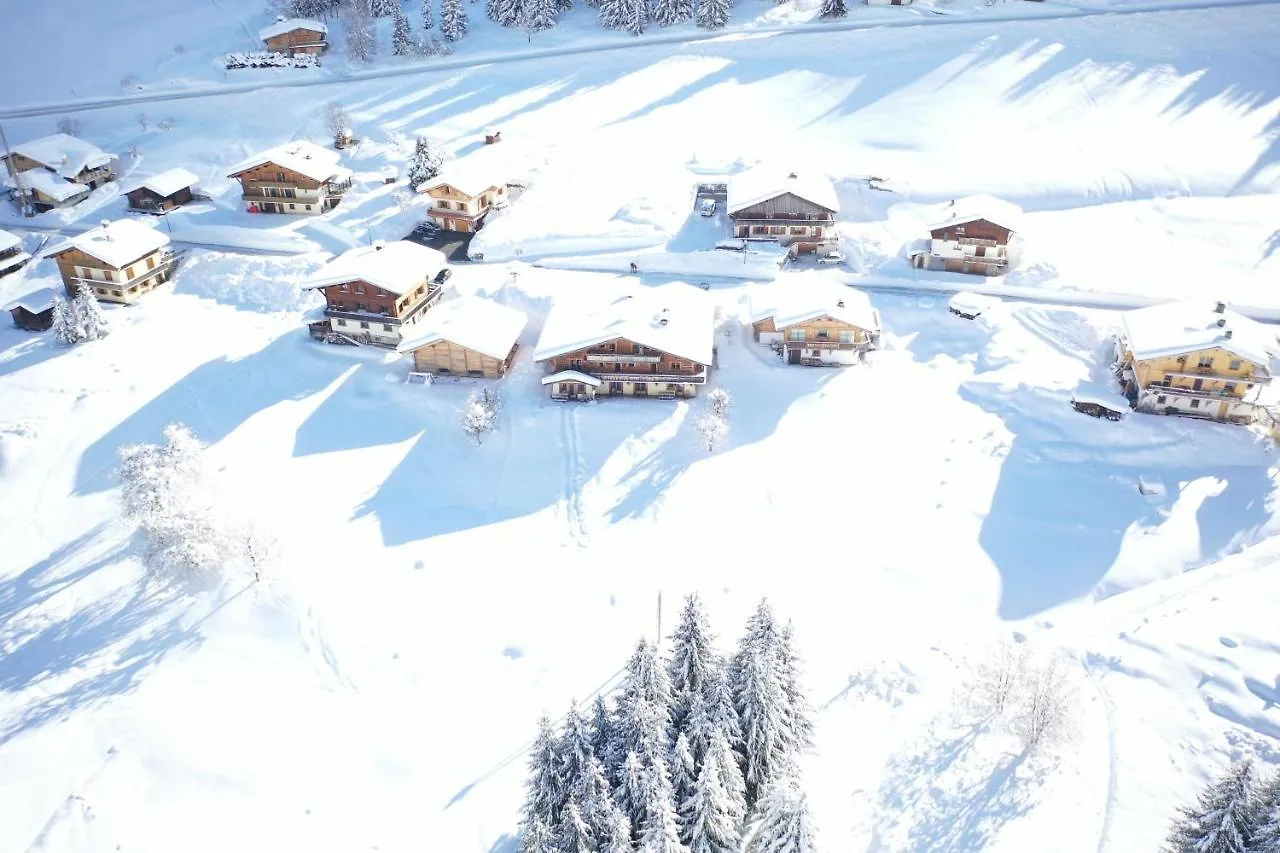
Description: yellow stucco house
1115,300,1280,424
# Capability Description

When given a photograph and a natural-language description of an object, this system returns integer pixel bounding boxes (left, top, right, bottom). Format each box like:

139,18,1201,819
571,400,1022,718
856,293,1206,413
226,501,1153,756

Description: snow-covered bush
54,115,81,137
418,33,455,55
51,294,79,346
695,390,731,452
158,117,176,131
1009,657,1074,752
461,388,500,444
407,136,450,189
53,287,110,346
325,101,351,140
224,51,320,69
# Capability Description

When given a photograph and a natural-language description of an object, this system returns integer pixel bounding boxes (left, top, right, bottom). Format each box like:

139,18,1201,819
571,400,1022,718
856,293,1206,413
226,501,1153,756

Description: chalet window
383,324,393,332
1162,374,1173,386
275,171,286,182
671,362,682,370
626,362,635,368
125,266,135,279
1198,356,1214,368
336,319,347,326
305,205,312,211
1230,359,1242,370
355,284,366,294
788,330,806,341
790,227,805,235
839,331,855,343
469,370,483,377
288,204,296,210
355,302,368,312
112,290,122,297
129,286,138,293
340,284,349,291
284,189,296,198
1156,395,1167,404
96,288,107,295
438,200,452,210
359,321,370,329
1190,399,1201,409
956,226,966,235
146,256,156,270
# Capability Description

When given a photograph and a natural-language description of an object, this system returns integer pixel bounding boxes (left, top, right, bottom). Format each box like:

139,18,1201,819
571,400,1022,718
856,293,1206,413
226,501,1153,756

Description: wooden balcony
1145,384,1246,402
67,250,183,291
783,339,861,350
591,370,708,385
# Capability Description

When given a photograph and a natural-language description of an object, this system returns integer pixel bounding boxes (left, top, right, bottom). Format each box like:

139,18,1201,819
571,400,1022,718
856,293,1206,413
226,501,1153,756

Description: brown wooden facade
1117,343,1269,423
126,184,193,213
929,218,1013,245
542,337,708,399
423,182,506,233
51,245,174,305
408,339,518,378
10,304,53,332
730,192,835,249
229,161,349,214
263,27,328,55
5,152,115,189
311,278,443,346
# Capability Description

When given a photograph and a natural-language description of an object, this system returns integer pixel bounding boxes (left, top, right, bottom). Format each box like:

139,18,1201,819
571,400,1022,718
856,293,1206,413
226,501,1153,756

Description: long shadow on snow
0,326,71,380
73,334,354,495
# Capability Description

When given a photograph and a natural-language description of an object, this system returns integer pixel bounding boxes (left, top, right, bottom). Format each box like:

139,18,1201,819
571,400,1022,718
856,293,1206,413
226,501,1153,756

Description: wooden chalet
227,141,352,215
534,282,715,401
303,240,450,349
417,147,509,233
45,219,179,304
259,17,328,55
396,297,527,378
5,168,92,211
916,196,1021,276
4,133,116,190
7,287,57,332
750,278,880,366
0,229,31,278
1115,300,1280,425
125,168,199,213
727,170,839,253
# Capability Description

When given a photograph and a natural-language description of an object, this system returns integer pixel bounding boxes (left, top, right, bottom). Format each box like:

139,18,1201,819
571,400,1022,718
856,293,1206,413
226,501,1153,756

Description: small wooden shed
125,168,199,213
8,287,57,332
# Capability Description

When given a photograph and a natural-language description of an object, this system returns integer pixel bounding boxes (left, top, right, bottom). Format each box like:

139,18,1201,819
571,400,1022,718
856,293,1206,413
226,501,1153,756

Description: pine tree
747,780,819,853
422,0,434,29
775,622,814,761
72,285,109,341
522,714,570,836
391,4,415,55
668,593,719,739
343,0,378,62
694,0,728,29
671,733,698,828
440,0,468,40
600,0,646,34
818,0,846,20
561,703,595,793
615,749,648,828
556,797,595,853
523,0,557,33
577,755,613,818
681,730,744,853
1165,762,1256,853
51,293,79,345
1248,770,1280,852
487,0,504,23
652,0,691,27
369,0,397,14
521,816,558,853
731,600,789,808
706,664,742,749
595,803,635,853
613,638,674,770
590,694,615,766
638,761,690,853
407,136,448,189
555,0,573,11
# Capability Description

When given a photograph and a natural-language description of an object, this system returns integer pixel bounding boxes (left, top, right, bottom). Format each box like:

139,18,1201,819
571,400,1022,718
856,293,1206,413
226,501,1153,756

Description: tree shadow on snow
486,834,520,853
0,326,73,380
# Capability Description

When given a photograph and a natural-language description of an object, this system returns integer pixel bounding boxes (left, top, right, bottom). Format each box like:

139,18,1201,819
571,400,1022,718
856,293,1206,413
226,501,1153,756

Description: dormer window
955,226,966,235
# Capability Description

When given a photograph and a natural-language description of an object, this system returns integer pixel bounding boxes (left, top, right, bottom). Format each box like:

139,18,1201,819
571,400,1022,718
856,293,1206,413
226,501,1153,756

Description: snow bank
537,247,785,280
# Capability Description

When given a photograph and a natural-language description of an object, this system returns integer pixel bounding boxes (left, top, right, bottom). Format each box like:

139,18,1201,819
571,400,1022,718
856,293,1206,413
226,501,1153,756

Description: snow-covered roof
7,168,92,202
302,241,448,295
541,370,601,387
259,17,328,41
534,281,715,366
396,297,528,360
418,146,509,198
11,133,113,180
0,229,20,253
47,219,170,268
727,168,839,216
126,167,199,198
749,278,879,333
0,251,32,272
1070,385,1129,411
947,291,997,315
227,141,345,183
1120,300,1280,368
6,286,57,314
927,195,1023,234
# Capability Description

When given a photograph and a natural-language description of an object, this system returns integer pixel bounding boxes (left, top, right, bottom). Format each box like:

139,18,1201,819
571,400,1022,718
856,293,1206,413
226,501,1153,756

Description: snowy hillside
1,0,1280,851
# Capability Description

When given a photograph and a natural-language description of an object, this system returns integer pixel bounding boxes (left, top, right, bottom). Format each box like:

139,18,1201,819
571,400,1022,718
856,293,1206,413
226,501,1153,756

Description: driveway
405,227,474,262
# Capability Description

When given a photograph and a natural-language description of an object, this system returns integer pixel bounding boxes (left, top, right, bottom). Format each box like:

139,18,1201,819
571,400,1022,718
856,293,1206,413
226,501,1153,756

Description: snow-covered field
2,0,1280,850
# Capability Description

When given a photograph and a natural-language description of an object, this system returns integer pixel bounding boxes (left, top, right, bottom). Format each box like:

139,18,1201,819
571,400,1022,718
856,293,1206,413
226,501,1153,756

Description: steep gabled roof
927,195,1023,234
10,133,114,179
534,281,715,367
727,169,839,216
227,141,346,183
126,167,199,198
259,17,328,40
6,168,92,202
396,297,527,359
6,286,57,314
1120,300,1280,368
0,229,22,254
749,277,880,333
302,241,448,296
416,145,510,199
46,219,170,269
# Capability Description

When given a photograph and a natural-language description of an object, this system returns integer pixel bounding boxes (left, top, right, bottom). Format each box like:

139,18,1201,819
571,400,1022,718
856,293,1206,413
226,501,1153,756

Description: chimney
787,172,797,180
1217,318,1227,328
1225,329,1234,339
99,220,112,238
1215,301,1226,313
837,300,845,308
660,318,669,326
373,239,386,251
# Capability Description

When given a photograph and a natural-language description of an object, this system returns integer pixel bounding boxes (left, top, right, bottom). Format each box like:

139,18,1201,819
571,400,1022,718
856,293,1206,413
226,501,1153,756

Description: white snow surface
227,141,345,184
395,296,528,359
10,133,113,179
257,17,328,42
0,229,20,253
301,240,447,295
749,274,880,332
126,167,199,198
47,218,170,268
8,169,92,202
540,368,603,386
1120,300,1280,367
533,279,716,365
727,167,840,215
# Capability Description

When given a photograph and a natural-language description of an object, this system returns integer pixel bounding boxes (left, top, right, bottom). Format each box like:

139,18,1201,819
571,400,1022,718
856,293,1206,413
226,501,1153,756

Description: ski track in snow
22,748,117,853
558,406,588,548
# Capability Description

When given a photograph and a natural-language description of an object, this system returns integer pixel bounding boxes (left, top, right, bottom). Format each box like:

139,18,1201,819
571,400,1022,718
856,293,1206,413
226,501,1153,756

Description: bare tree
1011,657,1074,752
695,389,731,452
55,115,81,137
137,112,150,131
461,389,499,444
964,640,1027,720
325,101,352,146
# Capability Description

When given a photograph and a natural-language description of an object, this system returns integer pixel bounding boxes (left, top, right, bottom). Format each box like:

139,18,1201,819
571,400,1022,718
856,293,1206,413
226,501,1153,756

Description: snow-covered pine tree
440,0,469,41
556,797,595,853
522,714,570,836
422,0,435,28
51,293,79,345
523,0,557,34
1164,761,1256,853
600,0,647,34
681,729,744,853
615,749,649,829
731,599,789,808
343,0,378,62
613,639,675,778
671,733,698,826
577,754,612,811
73,286,109,341
775,622,814,760
706,664,742,750
521,816,559,853
694,0,728,29
652,0,691,27
1248,770,1280,852
407,136,448,189
817,0,846,20
746,779,819,853
580,0,598,8
708,728,747,829
638,761,690,853
391,4,415,55
555,0,572,12
561,703,595,793
668,593,719,738
369,0,397,14
595,802,635,853
590,694,615,766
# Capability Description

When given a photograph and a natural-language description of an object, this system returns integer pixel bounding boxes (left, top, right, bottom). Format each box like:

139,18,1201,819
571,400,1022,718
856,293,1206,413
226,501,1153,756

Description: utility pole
656,590,663,644
0,121,32,218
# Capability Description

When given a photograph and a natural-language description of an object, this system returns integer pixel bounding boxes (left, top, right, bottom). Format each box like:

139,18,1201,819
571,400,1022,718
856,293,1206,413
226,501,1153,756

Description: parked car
434,268,453,285
698,198,717,217
817,250,846,265
715,239,747,252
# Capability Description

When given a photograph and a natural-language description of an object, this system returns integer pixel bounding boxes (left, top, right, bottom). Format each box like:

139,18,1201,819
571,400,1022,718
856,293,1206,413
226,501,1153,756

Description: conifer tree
590,694,615,766
694,0,728,29
422,0,434,29
487,0,502,21
1248,770,1280,852
613,638,674,769
369,0,397,14
521,817,558,853
1165,762,1256,853
818,0,846,20
522,714,570,836
556,797,595,853
407,135,448,188
495,0,522,25
671,733,698,824
775,622,814,760
747,780,819,853
682,730,744,853
638,761,690,853
391,4,415,54
342,0,378,62
652,0,692,27
51,293,79,345
72,285,109,341
600,0,647,34
440,0,468,41
523,0,557,33
668,593,719,738
615,749,648,829
561,703,595,793
731,600,789,808
595,803,635,853
555,0,572,11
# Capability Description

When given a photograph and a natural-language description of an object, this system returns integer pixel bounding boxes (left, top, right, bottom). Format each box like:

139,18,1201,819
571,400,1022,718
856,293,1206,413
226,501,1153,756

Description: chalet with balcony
727,170,839,253
259,17,328,55
303,240,449,348
1115,300,1280,424
750,278,880,366
0,229,31,278
534,282,715,401
7,287,57,332
4,133,116,190
5,168,92,211
45,219,179,304
396,297,527,378
916,196,1021,276
125,168,199,213
227,141,352,215
416,148,509,233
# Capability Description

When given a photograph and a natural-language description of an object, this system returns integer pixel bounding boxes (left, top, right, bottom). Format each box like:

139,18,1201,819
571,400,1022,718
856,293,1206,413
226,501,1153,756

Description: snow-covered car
434,268,453,285
817,250,846,265
698,198,717,217
715,239,747,252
